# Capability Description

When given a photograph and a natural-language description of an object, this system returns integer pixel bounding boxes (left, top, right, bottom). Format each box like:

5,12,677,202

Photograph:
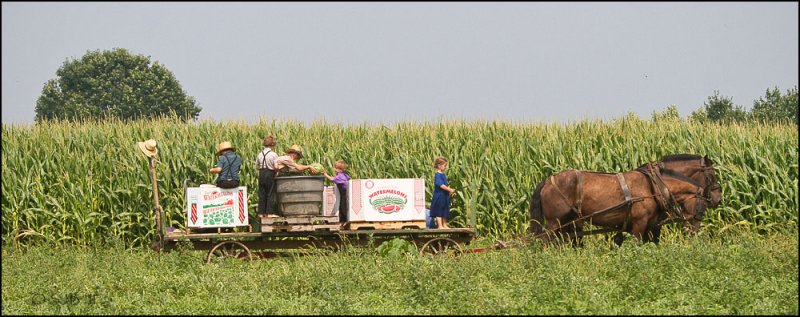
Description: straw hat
285,144,304,159
137,139,158,158
216,141,235,155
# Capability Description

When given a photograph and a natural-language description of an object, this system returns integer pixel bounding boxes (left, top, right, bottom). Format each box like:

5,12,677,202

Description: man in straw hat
209,141,242,189
274,144,318,176
256,135,279,218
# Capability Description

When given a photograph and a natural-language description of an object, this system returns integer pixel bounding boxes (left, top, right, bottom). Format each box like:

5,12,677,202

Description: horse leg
611,232,624,247
539,220,563,245
651,226,662,244
563,223,584,248
643,225,662,244
553,214,580,247
573,224,585,248
630,218,649,243
683,220,700,236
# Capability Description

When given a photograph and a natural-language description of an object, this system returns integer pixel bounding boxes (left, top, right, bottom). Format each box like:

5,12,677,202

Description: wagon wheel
420,238,464,256
205,241,254,264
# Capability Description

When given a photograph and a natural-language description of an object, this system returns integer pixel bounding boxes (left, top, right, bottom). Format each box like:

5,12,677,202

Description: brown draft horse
528,155,720,246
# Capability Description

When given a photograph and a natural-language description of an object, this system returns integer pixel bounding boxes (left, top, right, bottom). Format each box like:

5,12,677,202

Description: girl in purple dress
323,160,351,226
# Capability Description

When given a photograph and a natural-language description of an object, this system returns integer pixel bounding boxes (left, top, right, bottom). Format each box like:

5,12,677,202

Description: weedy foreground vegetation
2,228,797,315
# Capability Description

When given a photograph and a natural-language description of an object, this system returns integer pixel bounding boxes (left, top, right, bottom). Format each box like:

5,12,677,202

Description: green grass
3,228,796,315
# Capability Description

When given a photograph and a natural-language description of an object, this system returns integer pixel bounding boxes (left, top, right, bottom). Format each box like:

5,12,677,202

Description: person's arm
331,173,348,186
210,157,225,174
297,164,318,174
439,183,455,194
274,157,296,170
323,171,335,181
275,157,317,173
436,174,455,195
255,152,263,170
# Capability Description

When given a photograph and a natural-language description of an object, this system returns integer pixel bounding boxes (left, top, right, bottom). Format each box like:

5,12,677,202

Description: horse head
660,154,722,208
660,167,709,235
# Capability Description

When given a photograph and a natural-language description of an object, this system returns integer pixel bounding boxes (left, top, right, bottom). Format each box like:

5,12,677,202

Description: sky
2,2,798,125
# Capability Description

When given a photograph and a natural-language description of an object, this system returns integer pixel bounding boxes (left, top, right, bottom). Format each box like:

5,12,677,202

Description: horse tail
528,179,547,235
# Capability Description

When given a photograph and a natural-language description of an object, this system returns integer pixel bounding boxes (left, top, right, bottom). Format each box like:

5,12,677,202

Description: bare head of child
334,160,349,173
434,157,448,172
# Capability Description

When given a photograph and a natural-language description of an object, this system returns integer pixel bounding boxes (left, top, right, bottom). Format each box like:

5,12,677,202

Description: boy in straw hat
273,144,318,176
209,141,242,189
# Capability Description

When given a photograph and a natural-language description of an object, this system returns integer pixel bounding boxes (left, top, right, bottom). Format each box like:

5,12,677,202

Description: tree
688,108,707,123
35,48,200,122
651,104,681,122
750,86,798,124
696,90,746,123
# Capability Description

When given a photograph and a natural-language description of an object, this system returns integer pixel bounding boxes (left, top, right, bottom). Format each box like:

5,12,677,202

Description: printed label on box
349,179,425,222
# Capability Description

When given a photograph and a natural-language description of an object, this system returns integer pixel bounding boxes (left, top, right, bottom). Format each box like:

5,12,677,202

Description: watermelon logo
202,199,235,225
369,193,408,214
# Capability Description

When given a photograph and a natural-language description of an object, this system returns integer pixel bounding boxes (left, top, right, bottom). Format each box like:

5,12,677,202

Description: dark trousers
217,179,239,189
257,169,277,215
338,188,348,223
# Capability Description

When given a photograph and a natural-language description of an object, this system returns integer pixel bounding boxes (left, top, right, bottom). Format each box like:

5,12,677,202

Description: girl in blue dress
430,157,456,229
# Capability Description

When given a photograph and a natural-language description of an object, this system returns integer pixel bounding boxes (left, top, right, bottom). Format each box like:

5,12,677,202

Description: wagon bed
160,227,476,263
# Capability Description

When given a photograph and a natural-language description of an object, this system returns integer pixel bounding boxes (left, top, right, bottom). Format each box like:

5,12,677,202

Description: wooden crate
347,220,426,230
260,215,338,225
261,223,340,233
260,215,340,233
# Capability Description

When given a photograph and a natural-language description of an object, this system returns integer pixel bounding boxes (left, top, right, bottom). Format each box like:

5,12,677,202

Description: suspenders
257,149,273,170
219,152,241,180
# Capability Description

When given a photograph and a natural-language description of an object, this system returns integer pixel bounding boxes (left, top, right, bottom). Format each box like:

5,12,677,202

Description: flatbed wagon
140,140,477,263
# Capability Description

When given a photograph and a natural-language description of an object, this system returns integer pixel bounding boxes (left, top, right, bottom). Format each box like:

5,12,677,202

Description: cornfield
2,115,797,246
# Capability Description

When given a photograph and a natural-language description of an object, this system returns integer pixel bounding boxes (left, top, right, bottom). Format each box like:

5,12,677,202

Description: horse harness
548,170,584,217
649,166,708,226
637,163,684,223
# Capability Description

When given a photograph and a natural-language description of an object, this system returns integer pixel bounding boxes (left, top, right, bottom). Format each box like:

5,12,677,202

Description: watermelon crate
186,185,249,228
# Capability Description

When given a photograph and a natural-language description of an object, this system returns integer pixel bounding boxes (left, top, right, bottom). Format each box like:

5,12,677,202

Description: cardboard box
349,178,425,222
186,185,248,228
322,186,339,217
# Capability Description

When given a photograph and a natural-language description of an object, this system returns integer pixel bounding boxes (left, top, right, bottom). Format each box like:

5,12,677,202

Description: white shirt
256,147,278,170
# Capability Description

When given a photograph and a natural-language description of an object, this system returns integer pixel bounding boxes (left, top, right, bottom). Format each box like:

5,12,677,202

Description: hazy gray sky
2,2,798,125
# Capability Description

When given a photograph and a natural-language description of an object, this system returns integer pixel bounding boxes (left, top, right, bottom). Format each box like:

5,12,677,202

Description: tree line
650,87,798,125
688,88,798,124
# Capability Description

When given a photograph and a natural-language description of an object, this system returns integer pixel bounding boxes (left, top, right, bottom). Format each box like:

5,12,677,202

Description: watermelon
309,163,324,174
